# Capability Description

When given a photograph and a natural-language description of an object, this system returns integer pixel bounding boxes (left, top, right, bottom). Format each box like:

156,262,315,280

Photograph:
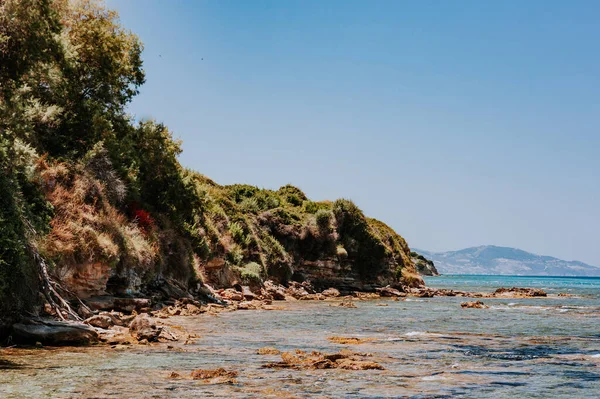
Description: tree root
24,221,83,321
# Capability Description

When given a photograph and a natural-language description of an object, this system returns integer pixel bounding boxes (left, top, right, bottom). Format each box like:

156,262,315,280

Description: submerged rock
461,301,488,309
190,368,238,384
328,336,374,345
257,347,281,355
12,319,99,345
494,287,547,297
263,349,384,371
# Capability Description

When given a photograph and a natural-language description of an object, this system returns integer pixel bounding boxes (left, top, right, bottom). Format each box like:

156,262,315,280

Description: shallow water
1,276,600,398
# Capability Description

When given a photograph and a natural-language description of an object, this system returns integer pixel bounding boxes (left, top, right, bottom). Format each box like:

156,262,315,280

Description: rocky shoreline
3,282,558,348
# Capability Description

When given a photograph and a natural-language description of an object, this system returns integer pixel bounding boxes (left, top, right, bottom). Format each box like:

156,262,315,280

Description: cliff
0,0,422,325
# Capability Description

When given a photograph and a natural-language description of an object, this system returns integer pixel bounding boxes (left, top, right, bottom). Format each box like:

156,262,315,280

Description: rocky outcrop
411,252,439,276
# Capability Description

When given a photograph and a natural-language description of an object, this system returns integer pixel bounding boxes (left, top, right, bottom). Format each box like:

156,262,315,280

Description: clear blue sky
107,0,600,266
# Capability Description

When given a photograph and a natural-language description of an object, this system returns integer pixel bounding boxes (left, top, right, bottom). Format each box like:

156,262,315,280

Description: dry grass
39,160,157,273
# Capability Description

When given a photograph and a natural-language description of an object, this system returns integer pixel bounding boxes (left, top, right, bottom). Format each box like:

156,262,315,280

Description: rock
13,319,99,345
129,314,162,342
328,336,374,344
286,281,312,299
153,278,193,300
113,297,151,312
257,347,281,355
84,315,113,329
97,325,133,345
336,359,384,370
298,293,324,301
321,287,341,297
190,368,238,384
99,311,135,327
414,290,434,298
58,262,112,299
219,288,244,302
262,349,383,371
376,286,404,297
157,326,179,341
85,296,151,312
354,292,380,300
240,285,257,300
461,301,488,309
263,281,287,300
494,287,547,297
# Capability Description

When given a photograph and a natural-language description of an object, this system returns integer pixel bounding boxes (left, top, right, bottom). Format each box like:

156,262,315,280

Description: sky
106,0,600,266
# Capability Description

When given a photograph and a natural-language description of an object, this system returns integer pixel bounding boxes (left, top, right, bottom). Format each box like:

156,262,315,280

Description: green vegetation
0,0,420,320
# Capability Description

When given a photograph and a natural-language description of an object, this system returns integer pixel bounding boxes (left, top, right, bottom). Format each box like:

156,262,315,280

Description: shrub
228,184,259,203
237,261,263,283
225,244,244,266
315,209,332,231
336,245,348,259
303,201,318,214
332,199,387,277
229,221,246,245
239,197,260,213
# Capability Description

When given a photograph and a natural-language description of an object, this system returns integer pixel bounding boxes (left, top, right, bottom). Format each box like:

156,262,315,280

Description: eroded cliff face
34,157,422,305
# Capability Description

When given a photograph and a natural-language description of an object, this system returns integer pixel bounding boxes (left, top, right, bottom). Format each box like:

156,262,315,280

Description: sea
1,275,599,398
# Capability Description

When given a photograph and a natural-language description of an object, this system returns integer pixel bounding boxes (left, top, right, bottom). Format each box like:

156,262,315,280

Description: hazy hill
414,246,600,276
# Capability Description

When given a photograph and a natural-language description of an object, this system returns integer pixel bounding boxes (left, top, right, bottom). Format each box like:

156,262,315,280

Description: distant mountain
413,246,600,276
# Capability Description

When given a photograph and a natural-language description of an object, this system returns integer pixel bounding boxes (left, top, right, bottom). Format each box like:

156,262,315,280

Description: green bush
315,209,332,231
229,221,246,245
237,261,263,283
333,199,386,277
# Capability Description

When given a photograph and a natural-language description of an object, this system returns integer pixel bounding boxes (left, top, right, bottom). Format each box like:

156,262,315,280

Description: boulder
13,319,99,345
97,325,133,345
84,315,113,329
129,314,162,342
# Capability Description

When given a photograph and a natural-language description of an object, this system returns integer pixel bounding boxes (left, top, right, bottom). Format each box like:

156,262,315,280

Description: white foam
591,354,600,358
405,331,427,337
422,375,448,381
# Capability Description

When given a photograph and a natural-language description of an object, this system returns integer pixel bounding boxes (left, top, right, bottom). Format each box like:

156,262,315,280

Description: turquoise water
1,275,599,398
425,274,600,298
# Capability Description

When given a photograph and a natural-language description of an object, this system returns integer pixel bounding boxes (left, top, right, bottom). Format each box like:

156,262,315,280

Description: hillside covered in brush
0,0,421,323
